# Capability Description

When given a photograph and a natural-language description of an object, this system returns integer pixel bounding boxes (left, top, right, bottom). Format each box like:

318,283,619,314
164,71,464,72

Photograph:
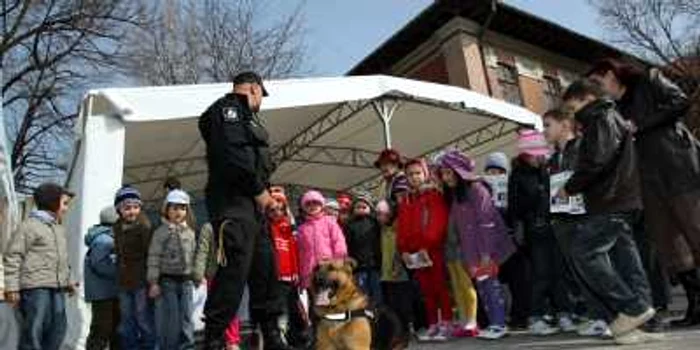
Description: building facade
349,1,638,116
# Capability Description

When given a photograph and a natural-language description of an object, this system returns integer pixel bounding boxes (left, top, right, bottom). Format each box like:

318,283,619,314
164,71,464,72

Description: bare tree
589,0,700,134
1,0,146,192
120,0,307,86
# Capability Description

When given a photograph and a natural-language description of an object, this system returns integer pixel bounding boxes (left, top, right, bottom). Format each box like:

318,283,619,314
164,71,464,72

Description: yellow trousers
447,261,478,322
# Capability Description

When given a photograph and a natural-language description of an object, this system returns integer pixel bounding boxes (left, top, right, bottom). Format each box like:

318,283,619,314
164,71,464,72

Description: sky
276,0,608,76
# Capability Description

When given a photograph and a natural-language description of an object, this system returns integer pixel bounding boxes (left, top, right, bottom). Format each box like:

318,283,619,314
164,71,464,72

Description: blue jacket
84,225,118,301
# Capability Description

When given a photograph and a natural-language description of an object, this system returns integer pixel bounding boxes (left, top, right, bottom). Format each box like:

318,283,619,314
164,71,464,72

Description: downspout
477,0,499,97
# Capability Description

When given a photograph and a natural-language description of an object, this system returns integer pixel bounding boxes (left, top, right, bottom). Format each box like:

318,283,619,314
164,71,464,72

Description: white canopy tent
62,75,541,347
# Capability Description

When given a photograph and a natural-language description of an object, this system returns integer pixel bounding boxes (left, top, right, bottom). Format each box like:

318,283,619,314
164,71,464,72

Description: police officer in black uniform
199,72,290,350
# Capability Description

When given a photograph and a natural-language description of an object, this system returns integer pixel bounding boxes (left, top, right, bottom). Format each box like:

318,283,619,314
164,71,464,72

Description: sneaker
610,308,656,336
529,319,560,336
452,322,479,338
614,329,664,345
477,325,508,340
431,323,450,342
577,319,611,337
417,324,440,342
559,315,578,332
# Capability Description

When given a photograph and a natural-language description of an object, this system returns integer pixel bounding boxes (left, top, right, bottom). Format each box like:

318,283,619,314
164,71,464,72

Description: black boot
672,270,700,327
261,320,294,350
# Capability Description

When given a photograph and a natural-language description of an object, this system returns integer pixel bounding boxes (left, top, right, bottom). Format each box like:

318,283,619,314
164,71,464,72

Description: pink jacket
297,214,347,288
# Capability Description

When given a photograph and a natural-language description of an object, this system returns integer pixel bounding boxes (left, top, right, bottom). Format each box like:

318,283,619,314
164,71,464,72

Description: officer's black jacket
198,93,273,219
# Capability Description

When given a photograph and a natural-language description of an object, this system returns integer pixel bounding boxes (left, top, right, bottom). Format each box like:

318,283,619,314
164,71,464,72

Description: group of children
0,75,664,349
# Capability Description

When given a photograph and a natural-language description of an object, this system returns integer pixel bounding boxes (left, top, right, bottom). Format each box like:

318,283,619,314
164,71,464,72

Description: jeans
529,227,574,318
355,269,382,305
86,298,120,350
554,218,608,321
0,302,19,350
155,278,195,350
476,277,507,327
571,213,651,321
19,288,67,350
119,287,156,350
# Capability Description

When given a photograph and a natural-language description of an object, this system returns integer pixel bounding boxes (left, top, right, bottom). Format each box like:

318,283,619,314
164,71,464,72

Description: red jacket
396,186,449,254
270,217,300,283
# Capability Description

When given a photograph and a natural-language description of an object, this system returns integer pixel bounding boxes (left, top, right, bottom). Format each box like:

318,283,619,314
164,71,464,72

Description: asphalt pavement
412,326,700,349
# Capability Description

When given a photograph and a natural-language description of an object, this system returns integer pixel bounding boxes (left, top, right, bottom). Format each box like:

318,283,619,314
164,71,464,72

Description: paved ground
414,327,700,349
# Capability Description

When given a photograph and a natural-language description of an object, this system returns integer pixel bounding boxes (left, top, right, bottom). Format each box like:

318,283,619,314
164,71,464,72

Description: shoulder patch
222,107,238,122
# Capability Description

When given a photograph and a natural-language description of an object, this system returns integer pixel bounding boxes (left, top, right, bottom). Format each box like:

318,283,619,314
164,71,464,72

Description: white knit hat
165,189,190,205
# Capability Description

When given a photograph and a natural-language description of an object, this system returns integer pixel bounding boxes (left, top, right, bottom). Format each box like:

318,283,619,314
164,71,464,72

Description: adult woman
588,58,700,326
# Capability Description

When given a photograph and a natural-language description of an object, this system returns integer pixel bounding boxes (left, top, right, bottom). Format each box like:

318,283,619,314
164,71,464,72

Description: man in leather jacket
199,72,290,350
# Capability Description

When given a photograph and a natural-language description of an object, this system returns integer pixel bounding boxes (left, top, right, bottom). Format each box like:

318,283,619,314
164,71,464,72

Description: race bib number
483,175,508,209
550,171,586,215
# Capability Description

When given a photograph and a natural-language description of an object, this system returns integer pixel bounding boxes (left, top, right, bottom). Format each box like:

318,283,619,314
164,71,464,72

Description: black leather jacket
618,69,700,198
565,99,642,214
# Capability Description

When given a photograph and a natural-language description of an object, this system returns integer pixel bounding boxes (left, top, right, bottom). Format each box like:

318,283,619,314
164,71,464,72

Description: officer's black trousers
204,214,285,340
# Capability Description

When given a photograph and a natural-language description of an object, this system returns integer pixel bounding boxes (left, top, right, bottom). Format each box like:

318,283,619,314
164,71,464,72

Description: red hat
374,148,404,168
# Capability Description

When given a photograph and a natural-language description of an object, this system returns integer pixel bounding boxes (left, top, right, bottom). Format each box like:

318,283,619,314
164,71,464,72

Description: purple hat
437,150,478,181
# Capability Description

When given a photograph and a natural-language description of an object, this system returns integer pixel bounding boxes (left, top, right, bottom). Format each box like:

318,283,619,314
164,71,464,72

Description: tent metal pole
371,98,400,149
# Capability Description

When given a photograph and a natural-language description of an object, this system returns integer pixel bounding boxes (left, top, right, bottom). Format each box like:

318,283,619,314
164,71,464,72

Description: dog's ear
344,258,358,272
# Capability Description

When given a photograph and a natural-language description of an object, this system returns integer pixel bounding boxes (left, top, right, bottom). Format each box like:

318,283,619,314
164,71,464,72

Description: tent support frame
371,98,401,149
349,119,521,192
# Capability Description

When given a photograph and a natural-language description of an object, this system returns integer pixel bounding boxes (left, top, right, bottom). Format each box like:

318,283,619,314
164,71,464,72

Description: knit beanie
517,129,550,157
484,152,510,173
114,185,142,209
99,206,119,225
301,190,325,207
325,199,340,211
354,192,375,211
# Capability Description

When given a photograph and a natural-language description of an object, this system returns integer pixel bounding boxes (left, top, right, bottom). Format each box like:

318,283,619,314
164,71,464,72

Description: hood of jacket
85,224,113,246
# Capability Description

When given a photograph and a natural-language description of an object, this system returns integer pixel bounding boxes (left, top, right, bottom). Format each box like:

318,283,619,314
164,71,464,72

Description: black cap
233,71,269,96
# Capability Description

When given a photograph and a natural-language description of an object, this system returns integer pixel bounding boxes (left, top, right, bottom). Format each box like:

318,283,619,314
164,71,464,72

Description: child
336,192,354,226
84,206,121,350
560,79,658,345
445,201,480,338
544,109,610,337
3,183,75,350
374,148,410,205
378,199,414,346
324,199,340,218
194,222,245,350
297,190,347,291
509,129,569,336
436,151,515,340
267,191,311,347
113,185,156,350
483,152,532,330
147,189,197,349
344,193,383,304
397,158,453,342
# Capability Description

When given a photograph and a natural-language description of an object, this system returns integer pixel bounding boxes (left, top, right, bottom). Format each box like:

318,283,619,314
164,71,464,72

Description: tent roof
81,75,541,203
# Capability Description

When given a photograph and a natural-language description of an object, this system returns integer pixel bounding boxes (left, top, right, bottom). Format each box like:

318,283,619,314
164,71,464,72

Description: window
543,75,563,110
496,63,523,106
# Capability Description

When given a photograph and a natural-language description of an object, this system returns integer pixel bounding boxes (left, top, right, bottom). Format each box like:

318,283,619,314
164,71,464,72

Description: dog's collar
322,309,375,322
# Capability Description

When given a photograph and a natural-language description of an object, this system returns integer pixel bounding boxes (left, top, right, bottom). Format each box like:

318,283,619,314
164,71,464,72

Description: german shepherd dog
310,259,404,350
